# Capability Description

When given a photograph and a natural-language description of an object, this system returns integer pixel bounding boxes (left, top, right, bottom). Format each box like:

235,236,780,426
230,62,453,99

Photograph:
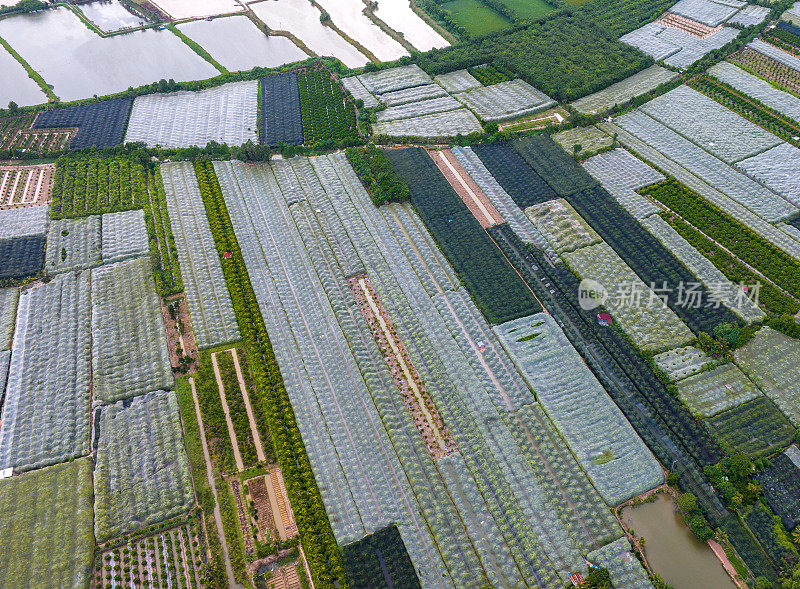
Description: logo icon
578,279,607,310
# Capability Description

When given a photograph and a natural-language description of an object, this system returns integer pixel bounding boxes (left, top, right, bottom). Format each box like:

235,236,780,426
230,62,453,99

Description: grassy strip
144,167,184,297
194,349,239,476
231,346,276,463
195,161,348,589
216,349,260,468
658,212,799,315
688,74,800,146
167,24,228,75
175,378,229,589
643,180,800,301
0,35,56,101
215,478,248,584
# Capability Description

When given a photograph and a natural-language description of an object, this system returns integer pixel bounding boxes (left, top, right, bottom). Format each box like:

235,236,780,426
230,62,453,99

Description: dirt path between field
230,348,267,463
430,149,503,228
211,352,245,472
709,540,748,589
189,377,241,589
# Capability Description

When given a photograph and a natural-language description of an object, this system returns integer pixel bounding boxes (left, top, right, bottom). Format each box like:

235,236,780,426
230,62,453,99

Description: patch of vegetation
345,146,410,206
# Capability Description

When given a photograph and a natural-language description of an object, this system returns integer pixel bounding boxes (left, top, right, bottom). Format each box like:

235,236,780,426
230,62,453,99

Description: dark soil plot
342,525,421,589
705,397,795,459
385,147,541,324
758,453,800,531
0,235,45,279
260,73,304,147
744,502,796,569
471,142,557,208
34,98,133,149
510,136,737,333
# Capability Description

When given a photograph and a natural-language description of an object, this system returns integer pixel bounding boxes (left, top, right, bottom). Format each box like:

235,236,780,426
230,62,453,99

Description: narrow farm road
229,348,267,462
188,377,241,589
211,352,245,472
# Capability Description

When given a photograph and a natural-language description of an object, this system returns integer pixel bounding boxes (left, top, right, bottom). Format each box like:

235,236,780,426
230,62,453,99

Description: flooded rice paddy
77,0,148,32
178,16,308,71
0,8,218,102
151,0,243,19
373,0,450,51
0,44,47,107
315,0,408,61
249,0,369,68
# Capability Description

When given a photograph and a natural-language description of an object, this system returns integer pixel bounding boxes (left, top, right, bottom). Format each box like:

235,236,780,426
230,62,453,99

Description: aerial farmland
2,0,800,587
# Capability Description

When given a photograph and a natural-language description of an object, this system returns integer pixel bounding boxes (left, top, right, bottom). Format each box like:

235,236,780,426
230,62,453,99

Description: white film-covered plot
161,162,239,349
455,80,556,122
0,271,92,472
101,209,149,264
125,80,258,148
91,257,173,403
44,217,102,275
621,22,739,68
495,314,664,505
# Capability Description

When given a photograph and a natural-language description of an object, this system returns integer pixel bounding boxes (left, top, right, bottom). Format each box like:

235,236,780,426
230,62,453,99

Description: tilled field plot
92,520,204,589
93,390,194,542
0,164,55,208
0,459,94,589
0,271,92,472
0,113,75,153
125,81,258,149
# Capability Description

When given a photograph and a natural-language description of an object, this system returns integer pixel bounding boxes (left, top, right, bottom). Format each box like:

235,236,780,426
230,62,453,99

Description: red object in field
597,313,612,326
569,572,584,585
223,251,232,258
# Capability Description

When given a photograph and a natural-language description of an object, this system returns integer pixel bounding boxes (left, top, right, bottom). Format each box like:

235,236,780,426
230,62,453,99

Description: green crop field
441,0,512,36
501,0,554,18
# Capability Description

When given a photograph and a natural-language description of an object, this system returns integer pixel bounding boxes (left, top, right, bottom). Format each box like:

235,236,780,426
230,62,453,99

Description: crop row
486,224,778,577
0,235,46,280
688,73,800,146
261,73,304,147
143,167,183,297
50,155,147,219
124,81,257,149
617,110,796,223
344,146,410,206
372,108,483,138
93,521,204,588
450,146,553,255
320,154,621,568
215,349,261,469
675,364,760,418
758,450,800,532
708,61,800,124
384,147,540,324
101,209,149,264
212,159,460,586
705,396,795,459
298,70,358,144
454,79,556,122
161,161,239,349
730,47,800,96
643,180,800,299
194,160,348,589
94,390,194,543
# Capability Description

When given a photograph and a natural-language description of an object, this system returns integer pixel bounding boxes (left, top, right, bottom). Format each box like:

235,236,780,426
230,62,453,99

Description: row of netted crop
193,160,348,589
144,166,183,297
384,146,541,324
688,73,800,146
